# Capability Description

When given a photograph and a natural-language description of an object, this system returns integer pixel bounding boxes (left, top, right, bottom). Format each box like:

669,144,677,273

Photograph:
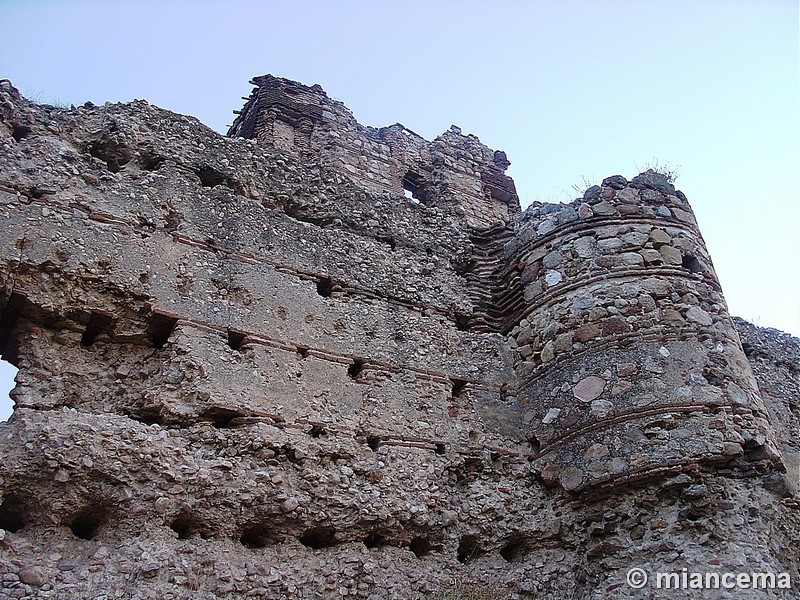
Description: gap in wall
0,359,18,422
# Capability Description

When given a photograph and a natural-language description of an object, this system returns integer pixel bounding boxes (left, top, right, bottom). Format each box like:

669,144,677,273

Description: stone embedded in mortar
649,228,672,246
659,245,682,265
574,323,600,343
572,376,606,402
590,400,614,417
686,306,713,326
560,467,585,491
542,407,561,424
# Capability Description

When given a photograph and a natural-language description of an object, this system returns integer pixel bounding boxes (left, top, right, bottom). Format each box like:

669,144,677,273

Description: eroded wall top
228,75,520,229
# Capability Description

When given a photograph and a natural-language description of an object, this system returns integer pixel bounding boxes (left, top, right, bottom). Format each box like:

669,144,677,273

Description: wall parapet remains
229,75,520,229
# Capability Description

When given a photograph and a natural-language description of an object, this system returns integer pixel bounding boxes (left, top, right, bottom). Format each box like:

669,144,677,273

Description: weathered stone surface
621,230,649,246
542,250,563,269
602,175,627,189
591,201,616,216
616,362,637,377
572,235,595,257
631,169,675,194
640,248,663,264
590,399,614,417
572,376,606,402
540,340,555,363
554,331,573,352
0,76,797,600
686,305,714,326
659,244,683,265
615,186,638,203
574,322,601,342
559,467,585,491
611,380,633,396
649,228,672,246
662,307,685,324
18,566,46,587
602,316,630,335
542,407,561,424
544,270,563,286
583,185,601,201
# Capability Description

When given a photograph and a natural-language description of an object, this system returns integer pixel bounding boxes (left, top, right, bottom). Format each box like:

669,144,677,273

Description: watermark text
626,567,791,590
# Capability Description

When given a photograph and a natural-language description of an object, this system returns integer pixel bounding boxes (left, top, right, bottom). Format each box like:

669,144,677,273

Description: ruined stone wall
0,77,797,599
735,318,800,495
229,75,519,229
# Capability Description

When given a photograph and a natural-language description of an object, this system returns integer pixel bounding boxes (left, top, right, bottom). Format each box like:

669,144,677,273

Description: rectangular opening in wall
227,330,246,351
450,377,469,398
148,312,179,349
348,358,365,380
316,277,334,298
682,255,703,274
402,171,428,203
81,311,114,347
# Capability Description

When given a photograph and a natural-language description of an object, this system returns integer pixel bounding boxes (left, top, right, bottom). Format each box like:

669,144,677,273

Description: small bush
636,158,680,183
570,175,597,197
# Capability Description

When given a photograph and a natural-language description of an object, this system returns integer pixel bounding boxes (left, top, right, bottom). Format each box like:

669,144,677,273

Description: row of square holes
0,495,523,564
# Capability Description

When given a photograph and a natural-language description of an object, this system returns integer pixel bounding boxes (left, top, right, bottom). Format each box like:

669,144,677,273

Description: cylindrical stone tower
507,171,781,495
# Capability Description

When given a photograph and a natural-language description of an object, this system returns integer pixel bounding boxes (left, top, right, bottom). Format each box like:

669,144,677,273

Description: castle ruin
0,75,798,599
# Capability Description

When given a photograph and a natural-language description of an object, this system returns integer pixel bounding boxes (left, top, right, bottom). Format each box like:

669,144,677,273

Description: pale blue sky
0,0,798,420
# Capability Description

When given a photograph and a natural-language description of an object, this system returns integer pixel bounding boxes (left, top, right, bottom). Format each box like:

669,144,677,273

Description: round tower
508,172,781,495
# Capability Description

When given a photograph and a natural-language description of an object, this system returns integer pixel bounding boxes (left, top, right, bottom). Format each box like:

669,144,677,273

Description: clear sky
0,0,797,420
